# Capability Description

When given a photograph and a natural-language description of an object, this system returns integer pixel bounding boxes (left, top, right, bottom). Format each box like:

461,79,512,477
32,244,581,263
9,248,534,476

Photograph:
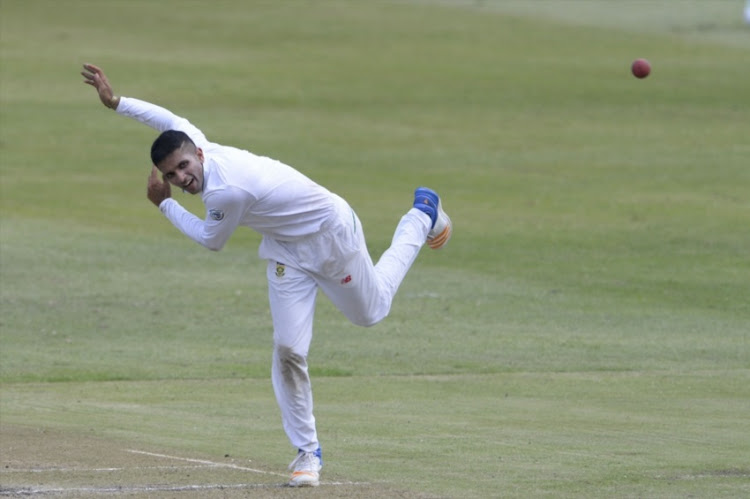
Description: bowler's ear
196,147,204,163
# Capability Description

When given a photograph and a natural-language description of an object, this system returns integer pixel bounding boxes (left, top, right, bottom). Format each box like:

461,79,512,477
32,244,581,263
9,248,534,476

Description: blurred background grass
1,1,749,497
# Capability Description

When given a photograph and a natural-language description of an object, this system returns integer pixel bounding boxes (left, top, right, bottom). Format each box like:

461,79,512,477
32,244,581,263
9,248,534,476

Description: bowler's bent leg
319,207,431,327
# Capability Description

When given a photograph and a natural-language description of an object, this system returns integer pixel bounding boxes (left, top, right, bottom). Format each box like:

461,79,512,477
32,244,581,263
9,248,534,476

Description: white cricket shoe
414,187,452,249
288,448,322,487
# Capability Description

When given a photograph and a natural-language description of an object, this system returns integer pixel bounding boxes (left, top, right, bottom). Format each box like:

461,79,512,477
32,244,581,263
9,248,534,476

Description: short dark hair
150,130,195,165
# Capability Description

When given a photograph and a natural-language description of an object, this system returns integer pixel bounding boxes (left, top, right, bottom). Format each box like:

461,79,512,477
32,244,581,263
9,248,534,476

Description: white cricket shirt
117,97,335,250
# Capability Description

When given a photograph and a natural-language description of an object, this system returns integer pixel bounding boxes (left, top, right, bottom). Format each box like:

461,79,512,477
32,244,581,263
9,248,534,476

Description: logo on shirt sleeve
209,209,225,221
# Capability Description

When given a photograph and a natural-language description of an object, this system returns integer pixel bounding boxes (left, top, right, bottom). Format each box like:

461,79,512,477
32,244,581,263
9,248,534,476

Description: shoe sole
288,481,320,487
428,203,452,250
428,223,451,249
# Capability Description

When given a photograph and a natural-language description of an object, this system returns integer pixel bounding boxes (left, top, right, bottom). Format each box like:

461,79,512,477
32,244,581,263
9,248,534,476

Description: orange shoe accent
428,225,451,249
291,471,316,478
290,471,319,487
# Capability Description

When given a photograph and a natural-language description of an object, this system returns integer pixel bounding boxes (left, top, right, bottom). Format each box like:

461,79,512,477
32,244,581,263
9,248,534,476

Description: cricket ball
631,58,651,79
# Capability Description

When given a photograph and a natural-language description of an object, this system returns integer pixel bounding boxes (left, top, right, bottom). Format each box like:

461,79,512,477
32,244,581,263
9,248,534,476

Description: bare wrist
108,95,120,110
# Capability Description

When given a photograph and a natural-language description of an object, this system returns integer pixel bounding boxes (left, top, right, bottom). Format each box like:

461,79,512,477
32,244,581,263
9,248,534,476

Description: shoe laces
289,451,321,472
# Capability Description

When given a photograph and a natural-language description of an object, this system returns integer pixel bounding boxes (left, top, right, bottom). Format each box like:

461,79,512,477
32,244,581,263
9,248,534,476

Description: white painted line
1,483,285,495
2,481,370,496
123,450,372,487
0,449,371,496
126,449,288,477
2,464,216,473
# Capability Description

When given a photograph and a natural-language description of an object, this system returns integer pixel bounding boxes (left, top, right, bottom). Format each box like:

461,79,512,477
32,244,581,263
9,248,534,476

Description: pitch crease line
1,483,289,495
125,449,288,477
2,464,220,473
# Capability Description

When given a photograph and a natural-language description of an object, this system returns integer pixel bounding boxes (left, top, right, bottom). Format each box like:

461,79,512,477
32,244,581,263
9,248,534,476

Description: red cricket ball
631,58,651,79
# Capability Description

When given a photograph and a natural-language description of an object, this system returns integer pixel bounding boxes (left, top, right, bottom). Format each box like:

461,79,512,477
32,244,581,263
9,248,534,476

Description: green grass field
1,1,749,497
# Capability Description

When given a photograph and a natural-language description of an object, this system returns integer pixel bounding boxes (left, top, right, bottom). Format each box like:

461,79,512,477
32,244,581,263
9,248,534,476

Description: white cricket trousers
259,194,431,452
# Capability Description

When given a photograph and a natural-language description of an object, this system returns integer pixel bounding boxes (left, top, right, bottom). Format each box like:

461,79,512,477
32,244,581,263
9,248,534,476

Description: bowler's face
157,143,205,194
